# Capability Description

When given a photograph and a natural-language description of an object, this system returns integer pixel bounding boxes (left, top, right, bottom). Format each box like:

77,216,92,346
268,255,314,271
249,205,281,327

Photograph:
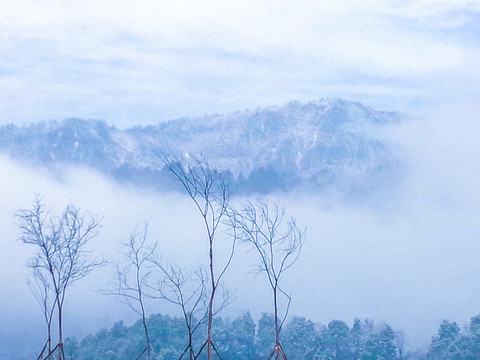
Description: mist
1,101,480,356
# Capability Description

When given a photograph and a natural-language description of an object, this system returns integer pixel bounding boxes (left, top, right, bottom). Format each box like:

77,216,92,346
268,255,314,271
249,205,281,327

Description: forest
61,311,480,360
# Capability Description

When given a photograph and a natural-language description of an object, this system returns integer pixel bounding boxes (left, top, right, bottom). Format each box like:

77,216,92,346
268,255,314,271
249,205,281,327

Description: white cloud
0,1,479,125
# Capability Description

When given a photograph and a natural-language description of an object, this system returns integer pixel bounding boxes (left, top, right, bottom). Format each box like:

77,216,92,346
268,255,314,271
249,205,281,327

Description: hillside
0,99,399,193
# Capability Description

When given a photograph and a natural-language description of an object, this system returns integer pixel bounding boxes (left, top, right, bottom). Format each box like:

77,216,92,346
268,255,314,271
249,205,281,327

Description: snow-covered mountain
0,99,399,193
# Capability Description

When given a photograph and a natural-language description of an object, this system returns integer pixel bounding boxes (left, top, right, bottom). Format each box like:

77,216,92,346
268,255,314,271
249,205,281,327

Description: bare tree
109,224,157,360
229,202,304,360
15,196,103,360
148,259,208,360
159,154,234,360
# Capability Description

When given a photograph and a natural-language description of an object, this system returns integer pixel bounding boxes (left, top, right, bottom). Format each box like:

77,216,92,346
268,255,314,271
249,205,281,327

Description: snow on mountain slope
0,99,399,193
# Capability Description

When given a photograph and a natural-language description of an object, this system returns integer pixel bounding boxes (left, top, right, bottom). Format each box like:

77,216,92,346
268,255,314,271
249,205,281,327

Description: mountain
0,99,399,194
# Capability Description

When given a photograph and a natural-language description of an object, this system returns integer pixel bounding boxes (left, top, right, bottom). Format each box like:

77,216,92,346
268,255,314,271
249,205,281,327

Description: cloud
0,1,479,126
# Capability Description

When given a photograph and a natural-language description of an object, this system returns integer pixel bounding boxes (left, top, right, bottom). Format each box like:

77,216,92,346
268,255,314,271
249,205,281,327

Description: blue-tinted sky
1,0,479,127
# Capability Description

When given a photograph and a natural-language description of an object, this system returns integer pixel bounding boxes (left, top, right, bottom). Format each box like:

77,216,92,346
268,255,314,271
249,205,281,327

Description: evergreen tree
230,312,257,359
257,313,275,358
215,313,257,359
282,317,319,360
427,320,461,360
350,319,363,360
377,325,397,360
466,315,480,359
326,320,351,360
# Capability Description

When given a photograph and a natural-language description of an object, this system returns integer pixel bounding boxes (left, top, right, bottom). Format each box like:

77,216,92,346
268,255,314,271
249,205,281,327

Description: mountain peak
0,100,399,194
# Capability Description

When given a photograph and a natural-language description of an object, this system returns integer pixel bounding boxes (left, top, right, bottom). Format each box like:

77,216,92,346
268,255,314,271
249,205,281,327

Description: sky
0,1,480,127
1,1,480,357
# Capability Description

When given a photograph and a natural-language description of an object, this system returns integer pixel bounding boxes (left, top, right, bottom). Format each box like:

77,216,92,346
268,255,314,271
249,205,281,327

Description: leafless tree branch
107,223,157,360
148,257,209,360
15,196,103,360
228,201,305,360
157,153,233,360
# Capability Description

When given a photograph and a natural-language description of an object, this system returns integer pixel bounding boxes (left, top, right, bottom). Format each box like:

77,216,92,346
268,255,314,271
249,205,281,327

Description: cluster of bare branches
15,196,103,360
108,221,230,360
158,154,235,360
148,261,209,360
17,156,305,360
229,202,305,360
109,224,157,360
156,155,304,360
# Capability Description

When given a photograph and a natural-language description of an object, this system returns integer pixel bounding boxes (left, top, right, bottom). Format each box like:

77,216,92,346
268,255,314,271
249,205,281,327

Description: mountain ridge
0,99,400,194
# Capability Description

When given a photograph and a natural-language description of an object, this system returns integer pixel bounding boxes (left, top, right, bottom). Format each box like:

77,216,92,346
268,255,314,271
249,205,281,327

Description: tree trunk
47,322,52,359
207,235,215,360
272,285,287,360
189,332,194,360
274,286,280,351
57,303,63,360
207,278,215,359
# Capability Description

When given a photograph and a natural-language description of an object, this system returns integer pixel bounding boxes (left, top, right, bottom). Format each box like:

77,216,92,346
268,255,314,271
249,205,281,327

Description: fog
1,102,480,356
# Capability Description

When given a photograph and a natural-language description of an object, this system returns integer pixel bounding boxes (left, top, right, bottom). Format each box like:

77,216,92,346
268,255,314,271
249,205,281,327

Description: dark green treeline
64,313,400,360
64,312,480,360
